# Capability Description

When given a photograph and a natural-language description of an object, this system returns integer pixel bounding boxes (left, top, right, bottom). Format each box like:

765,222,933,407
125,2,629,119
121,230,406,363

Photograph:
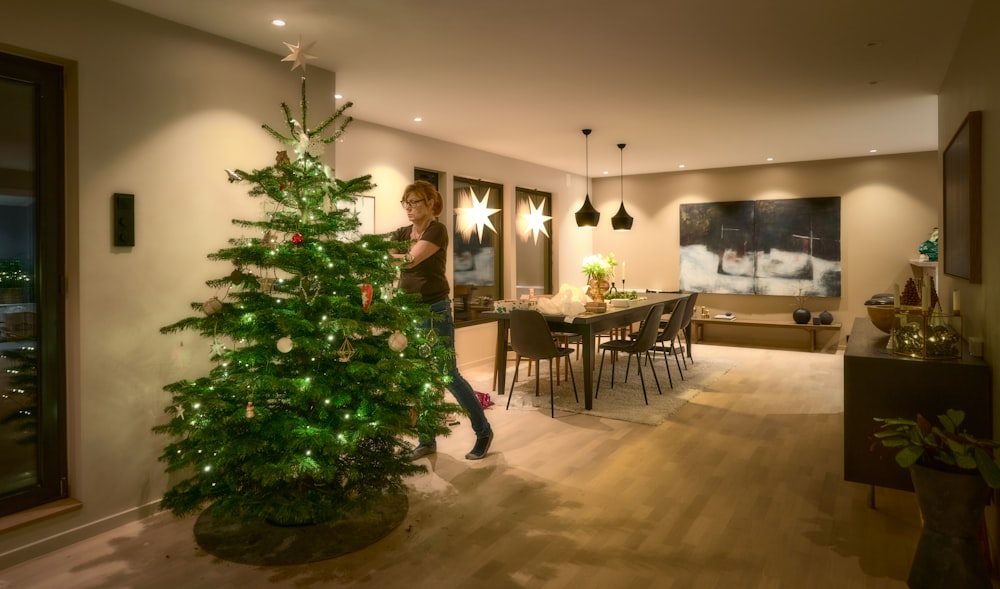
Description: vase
587,277,611,303
792,308,811,325
818,310,834,325
907,463,991,589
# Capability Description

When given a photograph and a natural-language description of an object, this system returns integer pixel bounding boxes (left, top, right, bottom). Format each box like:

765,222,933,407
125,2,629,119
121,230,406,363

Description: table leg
494,319,509,395
684,324,693,359
581,326,595,410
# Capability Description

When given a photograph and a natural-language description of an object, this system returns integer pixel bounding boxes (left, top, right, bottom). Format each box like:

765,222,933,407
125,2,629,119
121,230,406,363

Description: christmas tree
156,56,458,526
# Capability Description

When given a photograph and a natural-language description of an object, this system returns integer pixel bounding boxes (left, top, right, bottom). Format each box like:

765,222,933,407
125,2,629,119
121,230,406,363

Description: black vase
907,464,991,589
818,310,834,325
792,308,811,325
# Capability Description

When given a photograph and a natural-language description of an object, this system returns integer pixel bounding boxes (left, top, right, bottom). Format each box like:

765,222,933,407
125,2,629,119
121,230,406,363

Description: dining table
482,292,689,410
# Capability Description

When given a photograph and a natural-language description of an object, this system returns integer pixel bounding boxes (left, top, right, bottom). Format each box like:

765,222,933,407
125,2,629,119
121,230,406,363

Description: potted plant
581,253,616,307
0,259,31,304
872,409,1000,589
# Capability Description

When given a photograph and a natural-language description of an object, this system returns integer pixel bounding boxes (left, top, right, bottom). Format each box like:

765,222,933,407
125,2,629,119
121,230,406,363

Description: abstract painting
679,197,841,297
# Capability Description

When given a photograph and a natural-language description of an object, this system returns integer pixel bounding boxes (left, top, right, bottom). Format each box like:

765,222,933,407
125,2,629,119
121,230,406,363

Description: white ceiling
111,0,973,176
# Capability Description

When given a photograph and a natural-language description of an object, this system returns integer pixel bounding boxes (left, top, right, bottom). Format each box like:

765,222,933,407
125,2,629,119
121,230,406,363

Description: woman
391,180,494,460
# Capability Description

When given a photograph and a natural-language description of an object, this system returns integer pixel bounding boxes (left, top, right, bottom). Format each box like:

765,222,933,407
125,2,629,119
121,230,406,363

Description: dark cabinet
843,317,992,492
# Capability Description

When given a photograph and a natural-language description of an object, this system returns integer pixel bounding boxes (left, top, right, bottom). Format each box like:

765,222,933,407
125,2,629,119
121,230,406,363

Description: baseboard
0,500,162,570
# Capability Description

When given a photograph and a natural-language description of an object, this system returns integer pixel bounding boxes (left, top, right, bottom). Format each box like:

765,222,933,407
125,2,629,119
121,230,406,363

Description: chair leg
673,344,685,380
506,360,523,410
566,356,579,403
635,353,649,405
646,351,662,394
548,359,555,418
596,350,607,396
675,334,688,369
660,347,674,389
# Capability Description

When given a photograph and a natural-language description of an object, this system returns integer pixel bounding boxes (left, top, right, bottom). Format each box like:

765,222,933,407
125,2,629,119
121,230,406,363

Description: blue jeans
421,299,492,443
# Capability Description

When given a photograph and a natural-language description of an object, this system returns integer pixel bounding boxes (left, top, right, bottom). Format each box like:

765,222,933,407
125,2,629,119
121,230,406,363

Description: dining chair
507,309,579,417
674,291,698,368
595,303,665,405
650,296,688,389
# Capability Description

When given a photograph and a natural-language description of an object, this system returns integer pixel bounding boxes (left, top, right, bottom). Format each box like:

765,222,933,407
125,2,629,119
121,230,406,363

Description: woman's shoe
465,433,493,460
409,442,437,460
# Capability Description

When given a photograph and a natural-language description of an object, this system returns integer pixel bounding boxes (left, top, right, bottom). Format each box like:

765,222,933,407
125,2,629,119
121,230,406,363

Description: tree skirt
193,491,408,566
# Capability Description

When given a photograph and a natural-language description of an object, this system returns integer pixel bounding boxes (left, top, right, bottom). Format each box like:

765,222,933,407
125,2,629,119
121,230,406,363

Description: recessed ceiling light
334,94,343,100
602,170,609,175
413,117,423,123
869,149,878,153
766,157,774,162
271,19,286,27
678,164,685,169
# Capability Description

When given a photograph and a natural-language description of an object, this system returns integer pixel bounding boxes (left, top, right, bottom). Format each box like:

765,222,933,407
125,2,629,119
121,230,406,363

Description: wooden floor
0,345,959,588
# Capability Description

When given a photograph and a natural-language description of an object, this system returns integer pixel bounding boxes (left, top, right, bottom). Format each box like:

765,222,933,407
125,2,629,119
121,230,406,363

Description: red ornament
360,283,374,312
291,233,304,245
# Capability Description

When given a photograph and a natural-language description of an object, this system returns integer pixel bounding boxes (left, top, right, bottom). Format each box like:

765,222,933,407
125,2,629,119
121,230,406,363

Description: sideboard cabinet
843,317,992,492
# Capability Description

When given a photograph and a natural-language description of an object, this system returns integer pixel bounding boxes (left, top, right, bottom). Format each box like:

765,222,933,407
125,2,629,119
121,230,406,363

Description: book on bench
713,313,736,320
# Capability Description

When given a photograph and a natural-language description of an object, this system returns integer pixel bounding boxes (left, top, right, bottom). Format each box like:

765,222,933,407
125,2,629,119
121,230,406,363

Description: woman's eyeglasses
401,198,425,209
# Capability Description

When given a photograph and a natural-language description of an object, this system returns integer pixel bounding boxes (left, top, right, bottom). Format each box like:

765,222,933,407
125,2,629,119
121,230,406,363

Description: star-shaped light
517,196,551,244
281,36,318,71
455,187,500,240
209,339,226,356
174,404,185,420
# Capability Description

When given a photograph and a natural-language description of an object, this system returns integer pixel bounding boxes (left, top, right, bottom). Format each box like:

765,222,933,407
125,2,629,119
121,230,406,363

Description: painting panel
679,201,755,294
753,197,841,297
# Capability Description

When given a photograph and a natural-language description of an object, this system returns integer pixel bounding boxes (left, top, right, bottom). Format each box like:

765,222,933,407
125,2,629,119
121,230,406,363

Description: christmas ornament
425,328,439,347
275,150,291,166
291,233,304,245
360,283,374,312
419,343,432,357
209,339,226,356
174,404,185,420
201,297,223,315
277,336,294,353
388,331,408,352
257,275,276,294
246,402,255,419
262,231,279,249
338,338,356,362
224,169,242,183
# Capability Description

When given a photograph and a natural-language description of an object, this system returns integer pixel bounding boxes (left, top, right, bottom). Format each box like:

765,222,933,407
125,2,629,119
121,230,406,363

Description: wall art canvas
679,197,841,297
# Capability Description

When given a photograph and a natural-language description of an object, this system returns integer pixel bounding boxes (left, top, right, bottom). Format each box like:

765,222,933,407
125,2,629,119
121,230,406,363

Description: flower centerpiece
0,259,31,304
581,253,617,308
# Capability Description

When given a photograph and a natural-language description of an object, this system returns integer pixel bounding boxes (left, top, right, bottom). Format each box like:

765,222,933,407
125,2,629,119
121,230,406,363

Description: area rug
502,353,734,426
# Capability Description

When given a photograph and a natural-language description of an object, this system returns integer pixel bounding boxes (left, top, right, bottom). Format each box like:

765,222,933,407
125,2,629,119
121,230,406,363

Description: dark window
0,51,67,516
452,177,502,326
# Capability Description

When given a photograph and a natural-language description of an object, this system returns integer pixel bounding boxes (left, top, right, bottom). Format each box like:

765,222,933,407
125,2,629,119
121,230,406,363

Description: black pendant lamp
611,143,634,231
574,129,600,228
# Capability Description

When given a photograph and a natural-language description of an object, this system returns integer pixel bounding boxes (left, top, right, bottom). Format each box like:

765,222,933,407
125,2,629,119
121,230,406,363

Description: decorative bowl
866,305,895,334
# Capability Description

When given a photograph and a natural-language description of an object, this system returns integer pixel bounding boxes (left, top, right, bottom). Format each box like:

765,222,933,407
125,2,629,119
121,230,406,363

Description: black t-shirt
392,220,450,304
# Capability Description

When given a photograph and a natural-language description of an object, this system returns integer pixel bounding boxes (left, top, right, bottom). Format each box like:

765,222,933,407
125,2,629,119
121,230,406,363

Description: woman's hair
403,180,444,217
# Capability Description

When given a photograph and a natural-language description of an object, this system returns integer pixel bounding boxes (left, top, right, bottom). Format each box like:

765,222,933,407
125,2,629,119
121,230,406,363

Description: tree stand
193,490,408,565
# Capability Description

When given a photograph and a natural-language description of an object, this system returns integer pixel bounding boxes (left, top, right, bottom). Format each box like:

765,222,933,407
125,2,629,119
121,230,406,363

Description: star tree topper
282,36,318,71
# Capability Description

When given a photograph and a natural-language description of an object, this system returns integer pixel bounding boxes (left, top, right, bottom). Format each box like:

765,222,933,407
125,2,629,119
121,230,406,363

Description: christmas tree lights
156,66,457,526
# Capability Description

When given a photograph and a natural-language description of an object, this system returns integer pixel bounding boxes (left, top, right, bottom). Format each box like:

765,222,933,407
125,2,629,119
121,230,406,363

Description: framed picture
943,110,982,283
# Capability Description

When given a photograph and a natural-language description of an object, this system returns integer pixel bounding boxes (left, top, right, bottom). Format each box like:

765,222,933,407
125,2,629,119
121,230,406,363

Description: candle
621,261,626,281
953,289,961,315
893,283,900,309
921,280,930,312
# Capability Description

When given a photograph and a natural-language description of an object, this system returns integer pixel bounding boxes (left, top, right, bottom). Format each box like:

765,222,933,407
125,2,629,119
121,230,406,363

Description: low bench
690,317,841,352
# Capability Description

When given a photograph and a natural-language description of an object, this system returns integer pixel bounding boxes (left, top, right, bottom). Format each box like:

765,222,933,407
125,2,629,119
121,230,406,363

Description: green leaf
974,448,1000,489
895,445,924,468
